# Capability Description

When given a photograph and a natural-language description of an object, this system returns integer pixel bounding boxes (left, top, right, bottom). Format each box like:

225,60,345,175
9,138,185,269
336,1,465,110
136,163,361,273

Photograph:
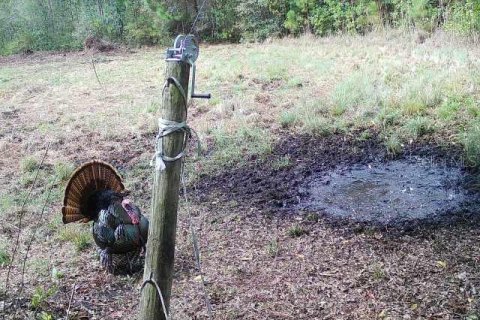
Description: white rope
151,119,189,171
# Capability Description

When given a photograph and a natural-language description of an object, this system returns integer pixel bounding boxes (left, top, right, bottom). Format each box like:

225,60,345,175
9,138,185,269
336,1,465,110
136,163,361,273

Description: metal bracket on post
166,34,211,100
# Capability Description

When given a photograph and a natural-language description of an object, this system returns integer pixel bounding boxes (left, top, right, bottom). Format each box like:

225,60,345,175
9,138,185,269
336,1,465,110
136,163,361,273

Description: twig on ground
66,281,77,320
91,56,103,87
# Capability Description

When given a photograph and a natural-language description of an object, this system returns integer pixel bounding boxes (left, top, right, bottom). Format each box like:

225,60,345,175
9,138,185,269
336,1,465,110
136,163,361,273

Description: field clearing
1,31,480,319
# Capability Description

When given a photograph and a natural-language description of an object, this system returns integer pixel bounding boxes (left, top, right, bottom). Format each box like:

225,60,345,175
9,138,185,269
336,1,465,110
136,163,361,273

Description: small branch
6,142,51,291
66,282,77,320
20,182,55,293
91,56,103,88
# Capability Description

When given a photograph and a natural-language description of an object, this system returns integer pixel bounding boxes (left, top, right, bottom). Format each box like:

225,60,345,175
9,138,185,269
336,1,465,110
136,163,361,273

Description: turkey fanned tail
62,161,149,274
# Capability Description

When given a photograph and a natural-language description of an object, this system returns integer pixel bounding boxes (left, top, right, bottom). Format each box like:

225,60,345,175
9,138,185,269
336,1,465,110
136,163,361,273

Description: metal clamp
165,34,211,100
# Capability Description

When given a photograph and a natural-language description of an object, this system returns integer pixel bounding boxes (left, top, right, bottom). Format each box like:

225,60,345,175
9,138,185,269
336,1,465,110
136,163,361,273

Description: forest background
1,0,479,56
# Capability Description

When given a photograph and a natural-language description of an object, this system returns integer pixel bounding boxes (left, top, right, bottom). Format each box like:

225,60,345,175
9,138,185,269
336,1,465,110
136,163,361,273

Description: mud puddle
299,157,480,224
195,133,480,228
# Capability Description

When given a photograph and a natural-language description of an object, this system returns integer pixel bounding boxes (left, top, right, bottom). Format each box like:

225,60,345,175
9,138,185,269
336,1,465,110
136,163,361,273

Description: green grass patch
279,111,298,129
463,122,480,168
30,285,57,310
385,134,403,156
403,117,436,139
21,156,40,173
371,264,387,281
0,246,10,266
266,239,279,257
288,224,307,238
0,193,15,212
53,161,75,183
58,225,92,252
331,72,381,112
402,100,428,116
205,125,272,170
272,155,292,170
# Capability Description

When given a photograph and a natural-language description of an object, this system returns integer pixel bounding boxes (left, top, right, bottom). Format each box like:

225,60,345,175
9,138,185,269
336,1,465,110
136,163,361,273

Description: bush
444,0,480,37
0,0,480,55
237,0,282,42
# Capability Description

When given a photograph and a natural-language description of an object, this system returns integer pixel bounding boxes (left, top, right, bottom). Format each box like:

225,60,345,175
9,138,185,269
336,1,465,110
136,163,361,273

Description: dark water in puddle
300,158,479,224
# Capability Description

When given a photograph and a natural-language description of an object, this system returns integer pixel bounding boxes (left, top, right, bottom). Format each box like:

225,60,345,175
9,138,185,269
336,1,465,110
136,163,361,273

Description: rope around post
152,76,201,172
148,66,210,318
140,272,170,320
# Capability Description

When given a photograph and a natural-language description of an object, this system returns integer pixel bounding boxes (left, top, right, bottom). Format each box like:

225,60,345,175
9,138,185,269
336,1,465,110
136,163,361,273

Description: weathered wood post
139,47,191,319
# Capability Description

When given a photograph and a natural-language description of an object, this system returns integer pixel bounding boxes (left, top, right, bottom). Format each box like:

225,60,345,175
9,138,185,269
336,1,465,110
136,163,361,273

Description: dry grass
1,31,480,319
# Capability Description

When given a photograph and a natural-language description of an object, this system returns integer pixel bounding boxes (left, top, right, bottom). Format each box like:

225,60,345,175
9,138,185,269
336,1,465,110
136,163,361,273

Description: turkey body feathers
93,202,148,254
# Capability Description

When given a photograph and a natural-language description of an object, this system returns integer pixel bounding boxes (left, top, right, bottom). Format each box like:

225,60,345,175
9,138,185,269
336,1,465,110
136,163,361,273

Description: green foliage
288,224,307,238
279,111,298,128
237,0,283,42
54,162,75,183
305,212,319,222
30,285,57,309
124,1,169,45
59,226,92,252
385,134,403,155
331,72,381,112
284,0,317,34
272,155,291,170
266,239,279,257
39,312,54,320
206,125,272,170
407,0,438,32
0,246,9,267
403,116,435,138
0,0,479,55
21,156,39,173
445,0,480,36
209,0,241,41
371,264,387,281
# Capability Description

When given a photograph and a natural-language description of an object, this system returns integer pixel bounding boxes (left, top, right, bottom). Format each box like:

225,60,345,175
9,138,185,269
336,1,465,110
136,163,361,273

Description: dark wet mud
195,132,480,228
299,157,480,224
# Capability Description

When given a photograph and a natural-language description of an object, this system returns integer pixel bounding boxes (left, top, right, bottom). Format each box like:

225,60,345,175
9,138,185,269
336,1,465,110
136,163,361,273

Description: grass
464,122,480,167
30,285,57,310
272,155,291,170
0,193,15,212
53,162,75,183
288,224,307,238
371,264,387,281
305,212,319,222
20,156,39,173
266,239,279,257
58,225,92,252
202,124,273,172
403,117,436,139
0,246,9,266
385,134,403,156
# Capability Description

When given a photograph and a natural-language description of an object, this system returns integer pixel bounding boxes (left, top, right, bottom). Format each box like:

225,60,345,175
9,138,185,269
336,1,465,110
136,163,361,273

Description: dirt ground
1,34,480,319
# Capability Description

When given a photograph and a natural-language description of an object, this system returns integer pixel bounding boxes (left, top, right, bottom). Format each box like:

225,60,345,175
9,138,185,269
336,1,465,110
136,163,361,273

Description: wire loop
140,272,170,320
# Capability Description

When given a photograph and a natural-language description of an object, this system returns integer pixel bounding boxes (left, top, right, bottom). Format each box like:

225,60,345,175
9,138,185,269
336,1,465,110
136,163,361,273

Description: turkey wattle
61,160,149,272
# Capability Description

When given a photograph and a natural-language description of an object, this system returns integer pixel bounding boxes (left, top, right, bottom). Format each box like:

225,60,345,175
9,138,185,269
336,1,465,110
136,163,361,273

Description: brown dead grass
0,31,479,319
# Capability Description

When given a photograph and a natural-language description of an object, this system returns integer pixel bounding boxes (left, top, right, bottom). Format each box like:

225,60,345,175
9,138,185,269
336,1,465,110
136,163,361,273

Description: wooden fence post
139,60,190,320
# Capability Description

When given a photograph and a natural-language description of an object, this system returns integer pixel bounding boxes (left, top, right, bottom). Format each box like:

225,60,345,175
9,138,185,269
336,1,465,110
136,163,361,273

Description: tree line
0,0,479,55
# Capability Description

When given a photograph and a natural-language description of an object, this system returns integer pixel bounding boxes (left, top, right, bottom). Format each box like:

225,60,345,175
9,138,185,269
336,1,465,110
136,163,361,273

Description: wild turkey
61,160,148,273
